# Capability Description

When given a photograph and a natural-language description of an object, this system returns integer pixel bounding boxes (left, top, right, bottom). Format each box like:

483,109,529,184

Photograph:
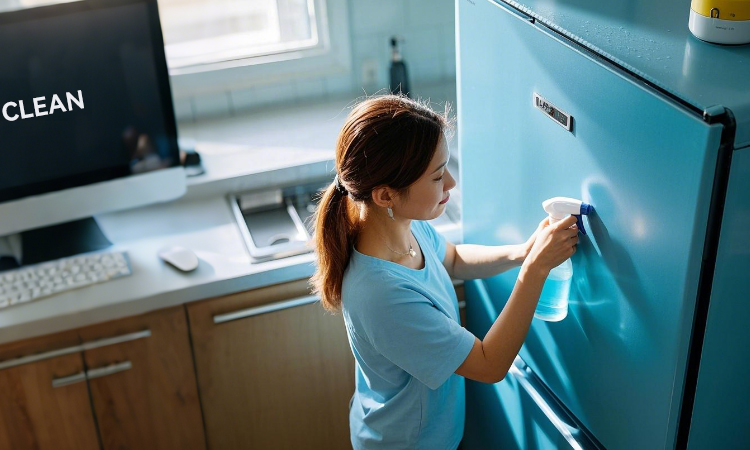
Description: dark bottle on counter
389,36,411,97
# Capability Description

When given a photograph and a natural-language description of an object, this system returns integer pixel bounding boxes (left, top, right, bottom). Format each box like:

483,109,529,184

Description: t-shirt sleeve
415,220,447,262
356,283,475,390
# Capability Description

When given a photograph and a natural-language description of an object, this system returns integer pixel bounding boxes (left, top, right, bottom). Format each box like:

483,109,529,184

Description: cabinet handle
0,329,150,372
86,361,133,380
52,371,87,388
81,330,151,352
51,361,132,388
213,295,320,324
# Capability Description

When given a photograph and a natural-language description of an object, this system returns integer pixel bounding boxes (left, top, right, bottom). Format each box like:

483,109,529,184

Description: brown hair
311,94,451,311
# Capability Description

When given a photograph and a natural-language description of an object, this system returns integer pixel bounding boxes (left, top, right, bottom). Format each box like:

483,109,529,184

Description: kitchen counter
0,81,461,345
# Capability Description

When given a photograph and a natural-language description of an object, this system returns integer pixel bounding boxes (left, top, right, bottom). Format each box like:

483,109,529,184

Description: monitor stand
19,217,112,266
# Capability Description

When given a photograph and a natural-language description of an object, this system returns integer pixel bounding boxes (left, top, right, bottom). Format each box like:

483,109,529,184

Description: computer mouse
158,246,199,272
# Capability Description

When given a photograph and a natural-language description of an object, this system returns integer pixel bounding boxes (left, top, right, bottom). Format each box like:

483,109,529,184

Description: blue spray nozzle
575,202,594,235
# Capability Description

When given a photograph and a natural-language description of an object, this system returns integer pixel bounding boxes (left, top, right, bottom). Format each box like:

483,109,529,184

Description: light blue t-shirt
342,220,476,450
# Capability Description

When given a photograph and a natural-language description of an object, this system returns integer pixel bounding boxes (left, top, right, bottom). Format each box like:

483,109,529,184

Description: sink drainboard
229,185,320,262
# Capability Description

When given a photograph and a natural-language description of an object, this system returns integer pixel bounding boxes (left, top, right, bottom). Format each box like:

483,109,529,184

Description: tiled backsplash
175,0,456,122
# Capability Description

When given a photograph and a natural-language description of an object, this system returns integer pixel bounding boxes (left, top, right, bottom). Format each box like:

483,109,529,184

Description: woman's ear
371,185,395,208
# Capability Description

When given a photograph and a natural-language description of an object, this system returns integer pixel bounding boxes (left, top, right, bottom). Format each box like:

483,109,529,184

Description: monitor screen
0,0,179,204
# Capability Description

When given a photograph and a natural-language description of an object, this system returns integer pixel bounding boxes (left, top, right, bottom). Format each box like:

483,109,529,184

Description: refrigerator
456,0,750,449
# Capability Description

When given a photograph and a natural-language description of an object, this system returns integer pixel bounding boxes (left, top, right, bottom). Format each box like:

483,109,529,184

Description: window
165,0,350,98
159,0,322,73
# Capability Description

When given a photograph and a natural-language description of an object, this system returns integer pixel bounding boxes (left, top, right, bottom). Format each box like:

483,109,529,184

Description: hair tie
333,174,348,194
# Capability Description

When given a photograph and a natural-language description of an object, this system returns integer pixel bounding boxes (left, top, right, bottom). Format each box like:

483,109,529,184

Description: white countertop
0,82,461,345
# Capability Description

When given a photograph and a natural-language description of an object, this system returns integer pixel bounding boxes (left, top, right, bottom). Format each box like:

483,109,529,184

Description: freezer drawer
458,1,724,449
464,279,602,450
464,374,580,450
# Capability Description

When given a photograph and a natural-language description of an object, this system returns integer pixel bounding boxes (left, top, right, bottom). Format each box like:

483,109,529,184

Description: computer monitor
0,0,186,262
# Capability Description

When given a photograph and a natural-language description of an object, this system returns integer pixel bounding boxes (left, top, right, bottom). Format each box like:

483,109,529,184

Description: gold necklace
378,230,417,258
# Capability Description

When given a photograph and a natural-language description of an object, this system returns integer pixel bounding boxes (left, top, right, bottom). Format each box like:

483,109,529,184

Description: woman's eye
434,176,444,182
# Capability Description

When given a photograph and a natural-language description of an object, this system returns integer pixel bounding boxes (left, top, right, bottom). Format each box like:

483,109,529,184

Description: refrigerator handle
509,356,601,450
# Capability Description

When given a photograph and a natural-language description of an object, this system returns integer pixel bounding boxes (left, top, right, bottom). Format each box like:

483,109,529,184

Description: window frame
168,0,350,99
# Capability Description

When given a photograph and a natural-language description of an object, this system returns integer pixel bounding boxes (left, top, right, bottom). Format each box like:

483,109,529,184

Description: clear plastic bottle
534,258,572,322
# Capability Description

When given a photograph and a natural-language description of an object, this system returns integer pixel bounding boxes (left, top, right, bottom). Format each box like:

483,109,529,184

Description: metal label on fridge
534,93,573,132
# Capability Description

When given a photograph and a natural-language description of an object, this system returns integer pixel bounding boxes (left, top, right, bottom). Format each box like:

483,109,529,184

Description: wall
176,0,456,122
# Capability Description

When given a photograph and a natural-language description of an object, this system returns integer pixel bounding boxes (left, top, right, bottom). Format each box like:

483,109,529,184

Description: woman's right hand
523,215,579,276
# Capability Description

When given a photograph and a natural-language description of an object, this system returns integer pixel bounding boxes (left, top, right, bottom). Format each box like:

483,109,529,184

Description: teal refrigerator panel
497,0,750,148
687,147,750,449
458,1,724,448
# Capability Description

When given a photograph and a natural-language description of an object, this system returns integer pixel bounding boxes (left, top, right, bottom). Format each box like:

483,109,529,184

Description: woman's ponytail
311,180,358,311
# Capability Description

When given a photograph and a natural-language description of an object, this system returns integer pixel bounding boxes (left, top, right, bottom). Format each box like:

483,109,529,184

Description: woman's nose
445,169,457,190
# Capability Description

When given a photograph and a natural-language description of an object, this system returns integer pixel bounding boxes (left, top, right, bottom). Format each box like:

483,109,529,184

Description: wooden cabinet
78,306,206,450
187,279,355,450
0,278,465,449
0,331,99,450
0,306,205,450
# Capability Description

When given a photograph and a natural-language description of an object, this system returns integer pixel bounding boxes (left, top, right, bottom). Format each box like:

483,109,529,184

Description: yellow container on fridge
689,0,750,44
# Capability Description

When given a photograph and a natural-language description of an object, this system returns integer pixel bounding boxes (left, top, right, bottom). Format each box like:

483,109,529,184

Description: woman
312,95,578,450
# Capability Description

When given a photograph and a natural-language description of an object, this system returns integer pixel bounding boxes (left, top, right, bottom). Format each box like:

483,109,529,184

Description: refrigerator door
458,1,723,449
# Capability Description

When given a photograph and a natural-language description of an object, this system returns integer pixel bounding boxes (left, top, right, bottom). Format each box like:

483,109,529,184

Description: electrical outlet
361,59,378,86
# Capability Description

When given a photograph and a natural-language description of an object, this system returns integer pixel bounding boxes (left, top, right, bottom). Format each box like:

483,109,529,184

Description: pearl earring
387,206,395,220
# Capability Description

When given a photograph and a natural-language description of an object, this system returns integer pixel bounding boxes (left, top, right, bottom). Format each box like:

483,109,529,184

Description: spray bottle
534,197,593,322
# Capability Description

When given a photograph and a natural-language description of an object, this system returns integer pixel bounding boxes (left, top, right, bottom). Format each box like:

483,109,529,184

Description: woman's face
394,136,456,221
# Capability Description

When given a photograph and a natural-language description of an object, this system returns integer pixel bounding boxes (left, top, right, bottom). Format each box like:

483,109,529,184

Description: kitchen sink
229,181,324,262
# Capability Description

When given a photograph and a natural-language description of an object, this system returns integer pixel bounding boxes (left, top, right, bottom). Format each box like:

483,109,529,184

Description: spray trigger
575,202,593,235
574,215,586,235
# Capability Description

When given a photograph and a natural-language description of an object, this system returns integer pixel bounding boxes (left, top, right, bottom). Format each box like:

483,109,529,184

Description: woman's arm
442,220,544,280
443,242,529,280
454,215,579,383
454,264,546,383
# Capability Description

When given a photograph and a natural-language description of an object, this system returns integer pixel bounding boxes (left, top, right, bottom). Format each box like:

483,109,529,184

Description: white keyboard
0,251,132,309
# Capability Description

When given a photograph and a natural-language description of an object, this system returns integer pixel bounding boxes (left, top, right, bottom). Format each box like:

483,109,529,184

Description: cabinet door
0,331,99,450
187,280,355,450
78,306,205,450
